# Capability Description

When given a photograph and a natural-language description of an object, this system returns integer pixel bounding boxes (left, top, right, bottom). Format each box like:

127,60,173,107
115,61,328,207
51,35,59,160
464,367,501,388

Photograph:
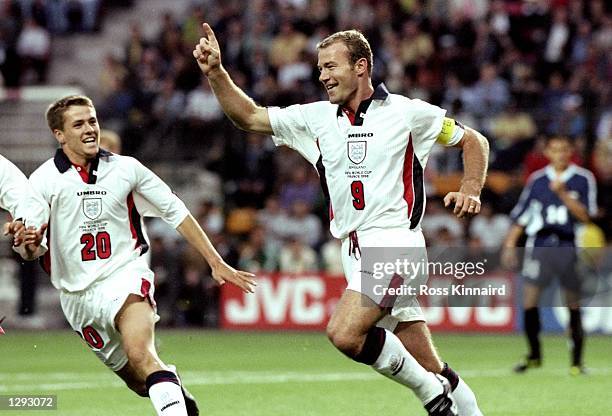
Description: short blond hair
46,95,94,132
316,30,373,75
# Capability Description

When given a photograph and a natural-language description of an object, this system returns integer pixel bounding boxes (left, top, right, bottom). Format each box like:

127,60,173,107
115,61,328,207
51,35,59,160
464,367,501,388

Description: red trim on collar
72,163,89,183
341,107,356,125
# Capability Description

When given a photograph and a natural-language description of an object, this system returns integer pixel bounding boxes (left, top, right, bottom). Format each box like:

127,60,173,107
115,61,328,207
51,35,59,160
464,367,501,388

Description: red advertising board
221,272,516,332
221,274,345,330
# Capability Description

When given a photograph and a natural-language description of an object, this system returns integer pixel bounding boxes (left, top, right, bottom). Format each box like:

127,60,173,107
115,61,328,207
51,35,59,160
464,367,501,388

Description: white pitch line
1,368,612,392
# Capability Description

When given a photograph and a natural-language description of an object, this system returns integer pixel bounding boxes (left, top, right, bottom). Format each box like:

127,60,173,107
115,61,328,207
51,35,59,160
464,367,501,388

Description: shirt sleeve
408,99,447,164
131,158,190,228
510,178,536,225
579,170,598,217
15,171,51,256
0,155,28,218
267,105,321,166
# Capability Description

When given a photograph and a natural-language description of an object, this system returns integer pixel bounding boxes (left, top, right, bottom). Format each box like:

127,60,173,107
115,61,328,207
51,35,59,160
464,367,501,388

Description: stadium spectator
463,63,510,119
399,20,434,66
422,199,465,245
16,18,50,84
257,195,290,251
226,133,276,208
238,225,277,272
281,200,323,249
268,21,308,69
278,236,318,273
468,202,511,248
320,235,343,275
278,164,320,211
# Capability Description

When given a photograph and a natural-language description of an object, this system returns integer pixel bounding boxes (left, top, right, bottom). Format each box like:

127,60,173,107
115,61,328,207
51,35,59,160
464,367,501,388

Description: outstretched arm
193,23,273,135
444,127,489,218
176,214,256,293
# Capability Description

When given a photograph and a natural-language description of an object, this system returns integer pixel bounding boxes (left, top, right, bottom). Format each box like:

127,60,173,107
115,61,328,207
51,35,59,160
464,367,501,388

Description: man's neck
63,148,92,170
343,83,375,113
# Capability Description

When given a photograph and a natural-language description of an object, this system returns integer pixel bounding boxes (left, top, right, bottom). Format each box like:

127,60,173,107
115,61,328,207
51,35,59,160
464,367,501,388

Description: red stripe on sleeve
402,135,415,219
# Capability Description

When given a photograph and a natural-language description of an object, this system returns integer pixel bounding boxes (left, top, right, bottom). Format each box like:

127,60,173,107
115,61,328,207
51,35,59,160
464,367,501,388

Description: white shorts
60,259,157,372
341,227,428,330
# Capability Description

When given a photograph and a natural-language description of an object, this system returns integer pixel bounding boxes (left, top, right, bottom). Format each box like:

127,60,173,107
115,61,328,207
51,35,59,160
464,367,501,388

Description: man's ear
53,129,65,145
355,58,368,76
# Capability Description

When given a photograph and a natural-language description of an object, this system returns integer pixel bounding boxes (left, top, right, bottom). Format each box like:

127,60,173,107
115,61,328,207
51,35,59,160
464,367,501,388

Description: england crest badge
83,198,102,220
347,141,367,164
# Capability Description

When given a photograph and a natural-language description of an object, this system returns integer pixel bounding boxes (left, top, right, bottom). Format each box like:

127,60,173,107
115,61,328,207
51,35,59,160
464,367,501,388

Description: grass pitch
0,330,610,415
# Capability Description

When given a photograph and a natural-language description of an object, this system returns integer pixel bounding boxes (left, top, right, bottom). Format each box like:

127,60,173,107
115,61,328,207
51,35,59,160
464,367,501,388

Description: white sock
454,377,483,416
372,329,443,404
149,381,187,416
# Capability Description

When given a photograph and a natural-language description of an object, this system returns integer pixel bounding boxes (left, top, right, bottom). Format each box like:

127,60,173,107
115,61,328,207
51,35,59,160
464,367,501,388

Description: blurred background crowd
0,0,610,327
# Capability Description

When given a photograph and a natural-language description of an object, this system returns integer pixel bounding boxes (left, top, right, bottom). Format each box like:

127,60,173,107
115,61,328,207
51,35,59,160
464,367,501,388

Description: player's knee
326,325,361,357
124,344,155,370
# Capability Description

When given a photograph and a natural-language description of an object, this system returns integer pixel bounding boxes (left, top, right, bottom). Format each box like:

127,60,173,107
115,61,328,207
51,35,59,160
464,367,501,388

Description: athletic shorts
341,227,428,330
522,242,580,293
59,259,158,372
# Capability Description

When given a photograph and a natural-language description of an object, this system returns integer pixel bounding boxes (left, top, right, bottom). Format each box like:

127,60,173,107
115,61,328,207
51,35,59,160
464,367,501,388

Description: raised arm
444,126,490,218
192,23,273,135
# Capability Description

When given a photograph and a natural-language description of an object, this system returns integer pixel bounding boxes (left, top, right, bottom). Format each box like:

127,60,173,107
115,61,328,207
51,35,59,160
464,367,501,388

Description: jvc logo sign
222,275,344,329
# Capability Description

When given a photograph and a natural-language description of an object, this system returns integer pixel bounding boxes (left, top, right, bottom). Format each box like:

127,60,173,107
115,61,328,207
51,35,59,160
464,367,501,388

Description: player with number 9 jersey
269,85,463,240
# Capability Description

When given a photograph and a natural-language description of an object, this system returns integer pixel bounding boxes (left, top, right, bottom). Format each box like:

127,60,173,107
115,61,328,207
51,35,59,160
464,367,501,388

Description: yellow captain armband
436,117,465,146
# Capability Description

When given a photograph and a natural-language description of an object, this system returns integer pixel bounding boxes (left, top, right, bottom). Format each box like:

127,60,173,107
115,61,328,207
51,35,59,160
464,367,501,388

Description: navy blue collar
336,83,389,124
53,148,112,184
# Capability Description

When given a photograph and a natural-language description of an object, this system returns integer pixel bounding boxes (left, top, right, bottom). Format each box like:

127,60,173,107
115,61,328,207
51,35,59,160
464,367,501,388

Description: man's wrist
207,66,227,81
208,256,224,270
459,184,482,197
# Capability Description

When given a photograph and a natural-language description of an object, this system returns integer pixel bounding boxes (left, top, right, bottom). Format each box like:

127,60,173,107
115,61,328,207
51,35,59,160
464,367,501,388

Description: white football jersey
0,154,28,218
23,149,189,292
268,84,460,239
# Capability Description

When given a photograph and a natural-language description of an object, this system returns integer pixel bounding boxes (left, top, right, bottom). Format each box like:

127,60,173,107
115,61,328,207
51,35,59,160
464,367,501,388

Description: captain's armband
436,117,465,146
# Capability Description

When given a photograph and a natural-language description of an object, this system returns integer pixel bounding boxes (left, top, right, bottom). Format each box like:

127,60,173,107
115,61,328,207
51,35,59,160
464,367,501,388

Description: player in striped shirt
194,25,489,416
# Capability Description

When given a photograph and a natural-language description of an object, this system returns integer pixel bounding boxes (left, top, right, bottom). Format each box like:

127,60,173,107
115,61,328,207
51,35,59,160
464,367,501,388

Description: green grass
1,330,611,415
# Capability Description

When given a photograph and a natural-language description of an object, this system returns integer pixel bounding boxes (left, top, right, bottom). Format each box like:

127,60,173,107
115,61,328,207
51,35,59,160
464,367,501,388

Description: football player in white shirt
11,95,256,416
193,25,488,416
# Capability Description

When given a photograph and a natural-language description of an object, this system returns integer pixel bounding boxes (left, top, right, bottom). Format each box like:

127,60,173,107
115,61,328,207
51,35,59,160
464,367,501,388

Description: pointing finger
202,23,218,45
